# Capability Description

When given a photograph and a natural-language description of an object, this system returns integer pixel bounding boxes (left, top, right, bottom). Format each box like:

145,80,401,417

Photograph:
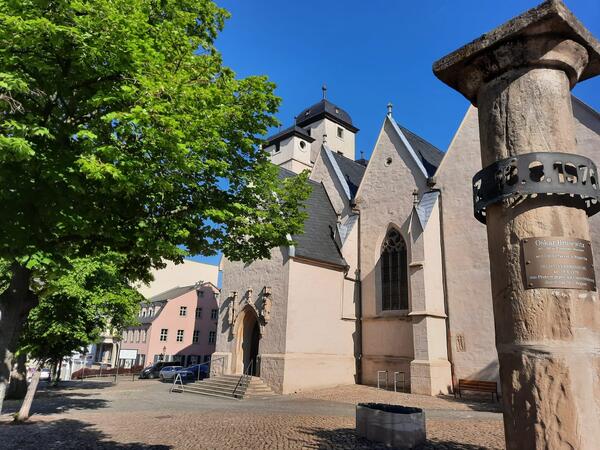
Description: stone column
434,1,600,449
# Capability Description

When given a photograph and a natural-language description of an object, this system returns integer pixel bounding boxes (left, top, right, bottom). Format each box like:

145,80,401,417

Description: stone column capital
433,0,600,105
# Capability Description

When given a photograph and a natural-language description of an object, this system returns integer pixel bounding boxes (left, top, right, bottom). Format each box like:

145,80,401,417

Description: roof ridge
397,123,444,155
330,150,369,168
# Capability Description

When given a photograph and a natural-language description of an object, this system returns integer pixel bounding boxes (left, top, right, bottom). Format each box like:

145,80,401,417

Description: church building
213,91,600,395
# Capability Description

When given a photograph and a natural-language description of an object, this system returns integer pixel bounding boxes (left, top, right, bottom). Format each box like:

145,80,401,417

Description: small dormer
263,125,315,173
295,94,358,162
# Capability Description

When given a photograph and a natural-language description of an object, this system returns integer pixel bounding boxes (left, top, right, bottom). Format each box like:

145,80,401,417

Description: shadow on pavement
2,391,108,416
0,418,171,450
298,427,498,450
38,380,118,391
439,395,502,413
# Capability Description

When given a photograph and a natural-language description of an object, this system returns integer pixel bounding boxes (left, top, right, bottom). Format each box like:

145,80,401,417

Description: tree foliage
0,0,311,273
18,254,142,365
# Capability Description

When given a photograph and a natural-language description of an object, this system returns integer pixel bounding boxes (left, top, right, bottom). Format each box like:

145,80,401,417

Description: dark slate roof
279,167,345,267
265,125,314,147
395,122,444,176
329,151,367,199
148,285,196,303
292,180,346,267
296,99,358,132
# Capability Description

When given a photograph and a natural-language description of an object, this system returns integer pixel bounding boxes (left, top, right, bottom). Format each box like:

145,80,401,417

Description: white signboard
119,349,138,360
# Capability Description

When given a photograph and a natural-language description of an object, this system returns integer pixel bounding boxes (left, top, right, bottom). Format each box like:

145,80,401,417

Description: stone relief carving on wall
228,286,273,337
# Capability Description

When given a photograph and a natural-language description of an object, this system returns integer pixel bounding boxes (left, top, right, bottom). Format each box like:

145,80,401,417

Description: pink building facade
121,282,220,367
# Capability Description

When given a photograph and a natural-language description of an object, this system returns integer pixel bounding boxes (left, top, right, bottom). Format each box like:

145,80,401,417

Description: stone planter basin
356,403,426,449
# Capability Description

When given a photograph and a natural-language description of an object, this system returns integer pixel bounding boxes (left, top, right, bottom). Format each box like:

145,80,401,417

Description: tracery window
381,228,409,311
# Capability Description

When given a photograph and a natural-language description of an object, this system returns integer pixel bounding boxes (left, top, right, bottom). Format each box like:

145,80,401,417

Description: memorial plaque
522,237,596,290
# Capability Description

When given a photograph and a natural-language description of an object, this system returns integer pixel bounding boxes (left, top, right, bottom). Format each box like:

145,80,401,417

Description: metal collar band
473,152,600,224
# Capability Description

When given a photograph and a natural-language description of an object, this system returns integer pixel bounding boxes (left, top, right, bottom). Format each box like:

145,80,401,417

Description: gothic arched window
381,229,408,310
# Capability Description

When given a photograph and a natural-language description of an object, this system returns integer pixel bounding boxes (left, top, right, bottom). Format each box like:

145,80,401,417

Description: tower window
299,140,306,150
274,143,280,153
381,229,408,311
337,127,344,139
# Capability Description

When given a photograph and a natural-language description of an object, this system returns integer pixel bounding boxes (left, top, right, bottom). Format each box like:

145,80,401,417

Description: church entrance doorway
234,306,260,376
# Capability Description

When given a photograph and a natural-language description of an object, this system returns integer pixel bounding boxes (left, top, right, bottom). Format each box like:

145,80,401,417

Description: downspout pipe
349,203,363,385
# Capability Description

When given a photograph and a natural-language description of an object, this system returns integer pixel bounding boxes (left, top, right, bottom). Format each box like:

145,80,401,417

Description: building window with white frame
195,307,202,318
160,329,168,341
179,306,187,317
122,331,127,342
210,309,218,320
134,330,139,342
337,126,344,139
176,329,184,342
141,330,146,343
208,331,216,344
193,330,200,343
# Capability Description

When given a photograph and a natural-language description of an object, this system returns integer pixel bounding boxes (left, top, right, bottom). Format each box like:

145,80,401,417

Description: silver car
158,365,183,382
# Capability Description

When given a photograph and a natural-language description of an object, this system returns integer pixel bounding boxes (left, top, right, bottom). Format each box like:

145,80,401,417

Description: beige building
214,95,600,395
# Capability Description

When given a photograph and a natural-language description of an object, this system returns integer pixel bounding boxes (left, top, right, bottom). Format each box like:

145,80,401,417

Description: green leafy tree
19,254,142,374
0,0,311,410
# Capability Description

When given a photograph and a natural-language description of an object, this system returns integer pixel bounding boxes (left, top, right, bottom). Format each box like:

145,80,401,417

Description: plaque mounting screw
526,260,531,265
528,283,534,287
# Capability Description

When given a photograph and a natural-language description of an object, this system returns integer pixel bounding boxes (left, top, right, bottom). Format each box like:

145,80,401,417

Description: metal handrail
232,359,254,398
170,355,227,392
190,355,227,381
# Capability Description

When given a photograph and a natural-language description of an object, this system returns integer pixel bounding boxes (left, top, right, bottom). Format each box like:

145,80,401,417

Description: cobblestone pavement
1,380,505,449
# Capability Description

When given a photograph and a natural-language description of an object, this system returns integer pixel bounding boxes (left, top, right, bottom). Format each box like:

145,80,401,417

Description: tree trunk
6,353,28,400
55,358,62,385
15,368,40,422
0,263,38,414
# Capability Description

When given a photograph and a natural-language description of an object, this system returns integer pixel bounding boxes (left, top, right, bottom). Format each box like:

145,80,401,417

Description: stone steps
172,375,276,400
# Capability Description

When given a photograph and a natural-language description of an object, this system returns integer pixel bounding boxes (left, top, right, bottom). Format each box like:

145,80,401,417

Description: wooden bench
454,379,498,402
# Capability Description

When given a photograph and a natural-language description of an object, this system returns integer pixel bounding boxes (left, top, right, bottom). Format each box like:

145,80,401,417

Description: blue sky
191,0,600,268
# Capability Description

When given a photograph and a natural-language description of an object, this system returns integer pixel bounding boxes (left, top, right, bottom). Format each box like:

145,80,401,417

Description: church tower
264,86,358,173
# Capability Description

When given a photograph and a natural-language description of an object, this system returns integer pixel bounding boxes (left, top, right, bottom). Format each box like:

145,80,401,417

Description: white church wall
357,117,428,386
323,119,356,161
435,106,499,384
572,98,600,286
436,98,600,386
282,259,356,393
310,149,350,217
303,118,355,162
267,135,312,173
213,246,291,393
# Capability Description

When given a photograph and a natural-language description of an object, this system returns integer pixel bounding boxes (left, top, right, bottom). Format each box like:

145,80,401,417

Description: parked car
159,365,183,382
139,361,171,379
177,364,209,382
39,368,51,382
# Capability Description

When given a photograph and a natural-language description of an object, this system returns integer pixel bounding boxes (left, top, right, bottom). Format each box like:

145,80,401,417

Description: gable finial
322,84,327,100
323,133,327,144
387,102,393,117
360,150,365,160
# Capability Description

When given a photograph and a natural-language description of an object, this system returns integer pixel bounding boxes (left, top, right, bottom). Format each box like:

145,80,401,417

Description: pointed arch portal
233,306,260,375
